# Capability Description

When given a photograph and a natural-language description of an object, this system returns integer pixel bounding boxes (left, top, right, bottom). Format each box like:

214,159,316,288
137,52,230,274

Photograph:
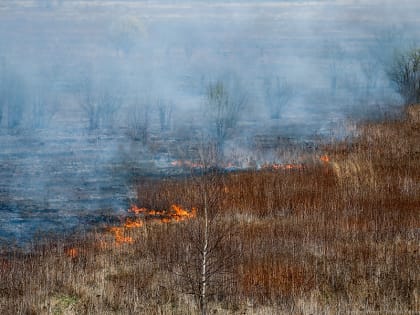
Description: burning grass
107,204,197,244
0,105,419,314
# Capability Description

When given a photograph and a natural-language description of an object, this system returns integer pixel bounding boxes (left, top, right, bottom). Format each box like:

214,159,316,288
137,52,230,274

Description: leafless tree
78,75,99,130
127,99,150,144
97,90,122,129
176,170,238,315
157,98,173,132
204,79,247,158
371,26,408,68
30,89,59,129
360,60,380,101
264,76,294,119
387,47,420,104
78,75,122,130
0,63,26,130
108,16,146,56
324,41,345,96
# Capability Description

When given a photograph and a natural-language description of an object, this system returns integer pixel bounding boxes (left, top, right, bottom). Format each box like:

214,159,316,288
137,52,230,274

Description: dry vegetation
1,105,419,314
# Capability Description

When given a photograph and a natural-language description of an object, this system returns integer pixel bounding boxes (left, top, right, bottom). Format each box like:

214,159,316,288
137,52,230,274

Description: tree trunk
200,190,209,315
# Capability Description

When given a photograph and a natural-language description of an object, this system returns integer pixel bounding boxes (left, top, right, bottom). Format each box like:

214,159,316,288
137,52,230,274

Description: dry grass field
0,104,419,314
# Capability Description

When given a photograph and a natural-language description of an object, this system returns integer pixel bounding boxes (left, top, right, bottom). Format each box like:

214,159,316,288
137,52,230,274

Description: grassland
0,104,419,314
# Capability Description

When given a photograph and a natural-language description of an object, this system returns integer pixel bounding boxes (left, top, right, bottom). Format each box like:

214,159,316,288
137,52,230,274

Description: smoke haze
0,0,419,243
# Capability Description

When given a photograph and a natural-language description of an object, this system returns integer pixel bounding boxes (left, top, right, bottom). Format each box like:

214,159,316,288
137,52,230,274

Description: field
0,104,418,314
1,1,420,314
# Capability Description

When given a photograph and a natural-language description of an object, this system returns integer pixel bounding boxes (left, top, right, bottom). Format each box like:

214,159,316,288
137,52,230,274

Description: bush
387,47,420,104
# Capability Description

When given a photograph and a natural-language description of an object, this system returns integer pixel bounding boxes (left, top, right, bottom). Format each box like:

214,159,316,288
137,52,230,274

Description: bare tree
0,63,26,131
78,75,98,130
359,27,411,105
127,99,149,144
264,76,294,119
157,98,173,132
204,79,247,158
30,90,59,129
78,75,122,131
324,41,345,96
108,16,146,56
176,169,237,315
97,90,122,130
371,26,409,68
387,47,420,104
360,60,380,101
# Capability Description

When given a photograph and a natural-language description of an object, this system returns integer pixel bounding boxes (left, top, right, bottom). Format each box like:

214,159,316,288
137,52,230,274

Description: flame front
129,205,148,214
170,204,197,221
124,218,144,228
261,162,304,171
109,227,134,244
108,204,197,244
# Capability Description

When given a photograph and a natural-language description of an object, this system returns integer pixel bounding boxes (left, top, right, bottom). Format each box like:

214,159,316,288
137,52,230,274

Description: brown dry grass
0,104,419,314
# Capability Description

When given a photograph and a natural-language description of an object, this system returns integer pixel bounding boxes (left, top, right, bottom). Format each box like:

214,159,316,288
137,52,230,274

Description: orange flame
108,204,197,244
169,204,197,221
320,155,330,163
124,218,144,228
129,205,148,214
65,247,78,258
262,163,304,171
108,226,134,244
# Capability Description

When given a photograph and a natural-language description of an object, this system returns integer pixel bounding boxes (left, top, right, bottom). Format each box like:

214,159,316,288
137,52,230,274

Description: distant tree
387,48,420,104
371,26,409,68
264,76,294,119
0,70,6,126
127,99,149,144
30,90,58,129
97,90,122,129
0,64,26,131
204,79,247,157
183,40,194,60
360,60,380,100
78,75,122,130
157,98,173,132
324,41,345,96
108,16,146,56
78,75,100,130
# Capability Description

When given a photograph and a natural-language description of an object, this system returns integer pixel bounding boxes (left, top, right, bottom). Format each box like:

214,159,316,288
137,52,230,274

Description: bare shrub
126,99,149,144
387,47,420,104
204,79,247,157
263,76,294,119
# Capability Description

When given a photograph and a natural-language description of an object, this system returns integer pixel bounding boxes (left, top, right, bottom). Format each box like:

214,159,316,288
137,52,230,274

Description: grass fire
1,1,420,314
107,204,197,245
1,104,418,314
